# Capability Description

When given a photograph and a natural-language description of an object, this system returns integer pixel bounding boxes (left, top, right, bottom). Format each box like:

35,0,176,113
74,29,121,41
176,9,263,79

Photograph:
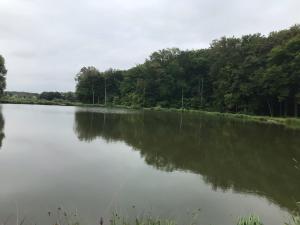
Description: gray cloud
0,0,299,92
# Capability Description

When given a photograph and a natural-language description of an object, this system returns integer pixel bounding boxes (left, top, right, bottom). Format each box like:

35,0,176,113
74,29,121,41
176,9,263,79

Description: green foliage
0,108,4,149
2,91,77,105
285,203,300,225
75,67,123,104
110,212,176,225
237,215,263,225
1,94,79,106
63,91,77,102
74,25,300,117
5,91,39,98
0,54,7,95
40,91,63,100
75,66,102,103
39,91,77,102
286,216,300,225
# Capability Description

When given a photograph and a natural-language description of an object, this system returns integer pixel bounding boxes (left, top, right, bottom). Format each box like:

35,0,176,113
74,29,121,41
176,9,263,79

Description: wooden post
104,78,107,106
295,99,298,117
92,86,95,104
181,87,184,110
200,78,204,107
267,100,273,117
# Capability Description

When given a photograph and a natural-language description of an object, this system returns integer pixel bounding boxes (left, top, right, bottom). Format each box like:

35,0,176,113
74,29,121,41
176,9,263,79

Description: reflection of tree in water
74,110,300,212
0,107,4,148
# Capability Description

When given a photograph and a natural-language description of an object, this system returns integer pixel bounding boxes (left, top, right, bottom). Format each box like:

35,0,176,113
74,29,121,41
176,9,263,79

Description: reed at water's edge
4,207,300,225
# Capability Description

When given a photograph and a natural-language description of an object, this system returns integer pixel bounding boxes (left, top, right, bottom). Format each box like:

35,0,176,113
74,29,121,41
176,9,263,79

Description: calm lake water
0,104,299,225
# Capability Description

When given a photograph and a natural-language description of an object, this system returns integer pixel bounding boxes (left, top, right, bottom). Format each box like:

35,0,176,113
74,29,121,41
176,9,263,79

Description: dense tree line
4,91,77,102
0,55,7,96
74,25,299,117
39,91,76,102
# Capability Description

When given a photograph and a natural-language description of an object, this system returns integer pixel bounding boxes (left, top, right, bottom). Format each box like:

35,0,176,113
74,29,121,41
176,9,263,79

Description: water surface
0,104,299,225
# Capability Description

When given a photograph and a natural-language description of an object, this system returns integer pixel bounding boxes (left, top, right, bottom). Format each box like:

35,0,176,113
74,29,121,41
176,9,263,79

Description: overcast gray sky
0,0,299,92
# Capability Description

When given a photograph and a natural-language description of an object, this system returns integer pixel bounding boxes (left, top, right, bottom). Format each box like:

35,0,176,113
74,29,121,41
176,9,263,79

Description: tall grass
285,203,300,225
285,216,300,225
109,212,176,225
4,211,300,225
237,215,262,225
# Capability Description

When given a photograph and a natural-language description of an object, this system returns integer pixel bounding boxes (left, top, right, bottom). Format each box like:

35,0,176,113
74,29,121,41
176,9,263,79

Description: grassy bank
2,97,300,129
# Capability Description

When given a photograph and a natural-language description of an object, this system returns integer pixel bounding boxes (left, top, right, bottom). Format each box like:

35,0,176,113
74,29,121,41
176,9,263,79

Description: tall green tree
100,69,123,105
75,66,103,104
0,55,7,95
266,35,300,116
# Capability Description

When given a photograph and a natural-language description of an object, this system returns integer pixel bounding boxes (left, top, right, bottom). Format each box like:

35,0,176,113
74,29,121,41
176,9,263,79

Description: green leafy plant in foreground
236,215,263,225
109,212,176,225
285,203,300,225
285,216,300,225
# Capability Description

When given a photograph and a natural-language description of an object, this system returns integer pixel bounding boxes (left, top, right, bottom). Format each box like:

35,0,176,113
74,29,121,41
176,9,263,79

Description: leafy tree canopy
75,25,300,117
